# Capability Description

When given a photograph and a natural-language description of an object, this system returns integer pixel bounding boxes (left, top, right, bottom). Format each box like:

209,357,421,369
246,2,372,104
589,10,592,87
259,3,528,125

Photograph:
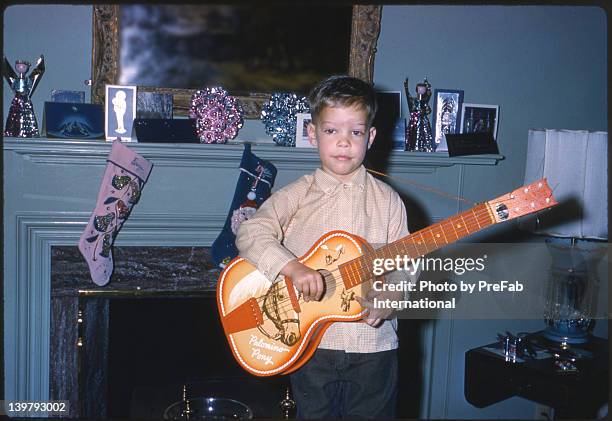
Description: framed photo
432,89,464,151
136,92,173,119
460,103,500,140
105,84,137,141
371,91,402,151
51,89,85,103
295,113,314,148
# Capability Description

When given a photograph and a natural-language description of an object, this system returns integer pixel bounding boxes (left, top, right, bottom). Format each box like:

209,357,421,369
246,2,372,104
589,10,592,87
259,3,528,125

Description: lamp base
543,318,593,344
542,329,589,345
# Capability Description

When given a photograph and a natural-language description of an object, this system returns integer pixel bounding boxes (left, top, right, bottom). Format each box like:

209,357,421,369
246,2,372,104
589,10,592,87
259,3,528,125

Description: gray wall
3,5,93,119
374,5,607,419
3,4,607,420
375,5,607,204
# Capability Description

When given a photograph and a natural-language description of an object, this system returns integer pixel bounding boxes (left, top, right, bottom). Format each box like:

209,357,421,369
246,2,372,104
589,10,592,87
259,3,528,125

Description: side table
464,332,608,418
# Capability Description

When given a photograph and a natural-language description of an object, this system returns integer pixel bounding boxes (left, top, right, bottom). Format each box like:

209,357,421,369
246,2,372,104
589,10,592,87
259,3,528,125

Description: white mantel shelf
4,138,504,170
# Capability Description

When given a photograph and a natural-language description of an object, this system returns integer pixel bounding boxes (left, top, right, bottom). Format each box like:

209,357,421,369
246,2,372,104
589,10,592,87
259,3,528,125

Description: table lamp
520,129,607,344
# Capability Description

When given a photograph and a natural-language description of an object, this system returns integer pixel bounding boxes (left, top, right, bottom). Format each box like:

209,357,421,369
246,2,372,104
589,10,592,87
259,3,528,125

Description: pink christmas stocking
78,141,153,285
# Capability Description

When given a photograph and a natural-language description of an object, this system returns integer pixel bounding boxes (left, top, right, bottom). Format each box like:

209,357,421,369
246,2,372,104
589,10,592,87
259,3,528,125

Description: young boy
236,75,413,418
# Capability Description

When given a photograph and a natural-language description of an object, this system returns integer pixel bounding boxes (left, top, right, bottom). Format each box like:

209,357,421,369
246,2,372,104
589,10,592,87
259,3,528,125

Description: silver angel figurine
404,77,435,152
3,55,45,137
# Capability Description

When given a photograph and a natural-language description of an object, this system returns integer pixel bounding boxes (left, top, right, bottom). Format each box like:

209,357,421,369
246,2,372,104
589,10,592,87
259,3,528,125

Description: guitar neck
340,203,495,289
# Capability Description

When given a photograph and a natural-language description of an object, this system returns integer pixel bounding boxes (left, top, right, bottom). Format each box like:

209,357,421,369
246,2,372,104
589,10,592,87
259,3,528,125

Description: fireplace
50,246,290,418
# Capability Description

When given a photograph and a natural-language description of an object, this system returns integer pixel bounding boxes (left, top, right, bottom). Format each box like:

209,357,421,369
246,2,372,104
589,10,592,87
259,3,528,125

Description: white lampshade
520,129,608,240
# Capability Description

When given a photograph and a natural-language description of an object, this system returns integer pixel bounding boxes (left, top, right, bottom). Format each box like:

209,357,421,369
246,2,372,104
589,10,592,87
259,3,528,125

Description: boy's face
307,105,376,183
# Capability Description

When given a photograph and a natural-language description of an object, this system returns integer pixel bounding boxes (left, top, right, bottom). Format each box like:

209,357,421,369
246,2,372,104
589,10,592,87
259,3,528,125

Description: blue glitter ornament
261,93,310,146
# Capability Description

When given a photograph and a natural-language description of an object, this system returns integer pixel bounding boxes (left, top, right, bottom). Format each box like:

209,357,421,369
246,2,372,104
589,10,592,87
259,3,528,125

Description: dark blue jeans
290,348,398,419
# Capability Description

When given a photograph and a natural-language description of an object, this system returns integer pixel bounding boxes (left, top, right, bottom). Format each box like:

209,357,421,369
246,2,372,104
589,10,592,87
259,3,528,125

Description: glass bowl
163,397,253,420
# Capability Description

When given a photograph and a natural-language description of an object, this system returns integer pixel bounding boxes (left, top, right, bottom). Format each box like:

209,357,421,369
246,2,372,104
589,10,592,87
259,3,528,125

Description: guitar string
266,208,494,314
251,184,528,301
255,185,554,317
366,168,475,205
250,203,500,315
252,201,503,315
238,176,552,324
251,190,551,320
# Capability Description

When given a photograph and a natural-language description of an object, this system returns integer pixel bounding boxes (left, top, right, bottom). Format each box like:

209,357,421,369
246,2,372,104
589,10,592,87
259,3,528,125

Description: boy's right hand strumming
281,259,324,302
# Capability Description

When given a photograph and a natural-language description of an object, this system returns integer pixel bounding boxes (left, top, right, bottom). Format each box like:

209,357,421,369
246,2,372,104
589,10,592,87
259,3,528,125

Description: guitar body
217,230,374,376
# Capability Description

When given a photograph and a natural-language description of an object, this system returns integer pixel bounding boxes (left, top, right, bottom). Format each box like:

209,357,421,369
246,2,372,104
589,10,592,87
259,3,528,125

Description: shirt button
343,184,349,189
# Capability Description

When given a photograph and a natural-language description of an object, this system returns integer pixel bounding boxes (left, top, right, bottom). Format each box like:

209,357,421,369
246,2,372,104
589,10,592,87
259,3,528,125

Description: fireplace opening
51,246,422,419
105,295,290,419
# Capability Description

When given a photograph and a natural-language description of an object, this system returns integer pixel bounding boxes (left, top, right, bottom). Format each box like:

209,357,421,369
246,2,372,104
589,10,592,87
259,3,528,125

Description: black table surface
465,332,609,418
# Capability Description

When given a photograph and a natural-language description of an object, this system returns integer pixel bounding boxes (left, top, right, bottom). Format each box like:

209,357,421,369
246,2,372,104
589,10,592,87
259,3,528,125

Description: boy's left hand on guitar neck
355,288,404,328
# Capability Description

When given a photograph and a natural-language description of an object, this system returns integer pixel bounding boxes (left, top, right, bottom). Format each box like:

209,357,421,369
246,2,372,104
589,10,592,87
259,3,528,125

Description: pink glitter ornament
189,87,243,144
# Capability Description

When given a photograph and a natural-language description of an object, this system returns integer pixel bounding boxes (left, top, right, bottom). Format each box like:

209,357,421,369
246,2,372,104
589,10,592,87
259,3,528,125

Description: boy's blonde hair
308,75,378,127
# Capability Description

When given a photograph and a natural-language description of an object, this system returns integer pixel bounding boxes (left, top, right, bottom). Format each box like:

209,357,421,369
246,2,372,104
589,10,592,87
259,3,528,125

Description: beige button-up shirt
236,165,412,352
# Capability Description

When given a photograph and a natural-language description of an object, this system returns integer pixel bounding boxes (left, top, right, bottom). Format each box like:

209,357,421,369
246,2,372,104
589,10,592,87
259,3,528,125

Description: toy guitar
217,179,557,376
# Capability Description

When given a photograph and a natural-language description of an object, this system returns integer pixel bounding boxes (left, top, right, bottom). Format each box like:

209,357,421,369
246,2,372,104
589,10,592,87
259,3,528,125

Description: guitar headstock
487,178,558,223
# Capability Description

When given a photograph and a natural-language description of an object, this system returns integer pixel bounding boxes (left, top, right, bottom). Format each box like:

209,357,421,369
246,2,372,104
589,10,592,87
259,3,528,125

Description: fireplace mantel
4,138,503,170
3,137,502,414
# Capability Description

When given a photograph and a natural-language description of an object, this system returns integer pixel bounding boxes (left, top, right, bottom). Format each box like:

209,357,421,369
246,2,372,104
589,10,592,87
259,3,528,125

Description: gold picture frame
91,5,382,119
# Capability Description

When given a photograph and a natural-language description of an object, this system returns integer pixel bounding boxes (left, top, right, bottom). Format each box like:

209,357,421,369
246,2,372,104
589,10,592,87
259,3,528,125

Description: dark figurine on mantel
404,77,435,152
3,55,45,137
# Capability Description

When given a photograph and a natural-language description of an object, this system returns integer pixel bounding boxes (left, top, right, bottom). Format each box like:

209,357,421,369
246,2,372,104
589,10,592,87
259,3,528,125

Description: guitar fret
402,238,417,257
339,264,353,289
355,259,368,285
439,223,449,243
357,255,371,280
472,209,482,229
427,228,439,247
430,224,447,246
415,234,427,256
344,261,355,289
448,219,459,240
422,230,436,251
443,220,457,242
459,214,469,235
349,260,362,288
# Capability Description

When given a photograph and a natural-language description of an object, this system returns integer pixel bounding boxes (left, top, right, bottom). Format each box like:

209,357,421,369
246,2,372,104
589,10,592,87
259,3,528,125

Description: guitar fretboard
338,203,495,289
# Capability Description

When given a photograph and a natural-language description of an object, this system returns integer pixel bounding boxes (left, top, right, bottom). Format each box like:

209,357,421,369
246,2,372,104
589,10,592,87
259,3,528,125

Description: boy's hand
281,259,324,302
356,287,404,328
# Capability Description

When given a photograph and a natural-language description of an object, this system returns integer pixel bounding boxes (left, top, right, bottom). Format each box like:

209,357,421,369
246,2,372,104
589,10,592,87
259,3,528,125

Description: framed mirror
91,4,382,118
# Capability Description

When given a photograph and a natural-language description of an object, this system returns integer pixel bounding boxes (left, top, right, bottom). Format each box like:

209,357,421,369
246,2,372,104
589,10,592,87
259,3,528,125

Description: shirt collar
314,166,367,194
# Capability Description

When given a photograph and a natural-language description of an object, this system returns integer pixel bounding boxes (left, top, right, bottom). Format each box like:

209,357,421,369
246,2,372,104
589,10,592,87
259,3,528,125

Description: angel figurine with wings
4,55,45,137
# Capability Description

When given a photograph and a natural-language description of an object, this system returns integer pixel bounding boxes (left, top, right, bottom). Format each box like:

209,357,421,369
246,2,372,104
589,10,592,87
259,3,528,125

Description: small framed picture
105,84,137,141
371,91,402,151
51,89,85,103
136,92,173,119
460,103,500,140
295,113,314,148
432,89,464,151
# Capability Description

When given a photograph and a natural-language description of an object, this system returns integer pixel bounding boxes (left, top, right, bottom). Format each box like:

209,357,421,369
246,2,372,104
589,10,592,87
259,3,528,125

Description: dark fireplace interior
50,246,422,419
107,296,289,418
